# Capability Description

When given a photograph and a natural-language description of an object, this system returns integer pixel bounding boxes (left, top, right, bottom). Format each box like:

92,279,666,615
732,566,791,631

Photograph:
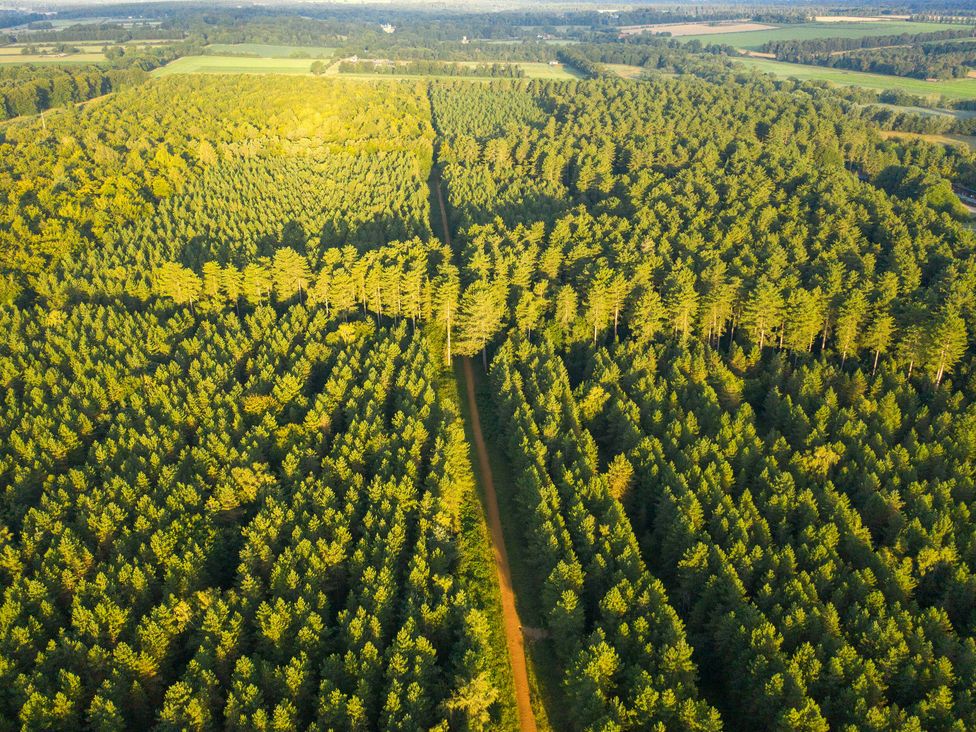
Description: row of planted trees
154,239,968,389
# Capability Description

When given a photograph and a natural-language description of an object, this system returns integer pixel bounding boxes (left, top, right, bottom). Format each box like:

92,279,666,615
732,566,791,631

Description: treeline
570,38,734,76
10,22,180,43
334,40,557,64
150,240,453,327
337,60,525,78
0,65,144,119
0,10,44,29
776,40,976,81
911,12,976,24
829,40,976,79
857,103,976,136
331,36,732,72
760,26,976,58
0,40,200,121
555,48,608,79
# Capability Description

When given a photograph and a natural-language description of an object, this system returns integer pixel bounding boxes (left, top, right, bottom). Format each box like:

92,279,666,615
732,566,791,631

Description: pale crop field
880,130,976,152
0,52,106,64
605,64,645,79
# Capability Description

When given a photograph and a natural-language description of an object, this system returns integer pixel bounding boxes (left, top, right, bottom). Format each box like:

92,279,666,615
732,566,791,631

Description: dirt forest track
461,356,538,732
430,163,538,732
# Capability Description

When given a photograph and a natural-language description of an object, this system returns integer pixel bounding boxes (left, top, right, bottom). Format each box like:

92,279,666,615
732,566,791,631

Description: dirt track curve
432,169,537,732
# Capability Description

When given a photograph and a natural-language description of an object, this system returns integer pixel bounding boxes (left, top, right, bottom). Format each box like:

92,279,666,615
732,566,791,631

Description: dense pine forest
430,77,976,731
1,3,976,730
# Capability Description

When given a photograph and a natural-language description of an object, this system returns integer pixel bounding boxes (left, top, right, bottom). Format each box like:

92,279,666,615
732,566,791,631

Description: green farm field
510,61,582,79
733,56,976,100
204,43,335,58
682,20,970,50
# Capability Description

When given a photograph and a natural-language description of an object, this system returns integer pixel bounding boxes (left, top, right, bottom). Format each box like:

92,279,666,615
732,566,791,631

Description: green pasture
733,56,976,100
682,21,970,50
515,61,583,79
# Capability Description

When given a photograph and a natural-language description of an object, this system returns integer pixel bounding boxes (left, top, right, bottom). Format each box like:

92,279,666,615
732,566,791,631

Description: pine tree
222,266,244,314
155,262,201,308
631,288,666,344
456,280,505,370
272,247,312,303
664,267,699,343
835,289,867,365
742,278,784,351
587,269,614,344
785,288,823,353
433,263,460,365
555,284,578,333
242,260,272,305
863,308,895,375
927,308,967,386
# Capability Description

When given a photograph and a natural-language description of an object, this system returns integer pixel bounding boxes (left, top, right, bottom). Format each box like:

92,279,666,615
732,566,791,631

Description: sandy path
431,166,538,732
461,356,538,732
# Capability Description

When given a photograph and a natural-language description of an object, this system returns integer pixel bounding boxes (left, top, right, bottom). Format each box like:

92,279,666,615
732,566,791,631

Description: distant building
461,35,469,44
381,24,395,34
